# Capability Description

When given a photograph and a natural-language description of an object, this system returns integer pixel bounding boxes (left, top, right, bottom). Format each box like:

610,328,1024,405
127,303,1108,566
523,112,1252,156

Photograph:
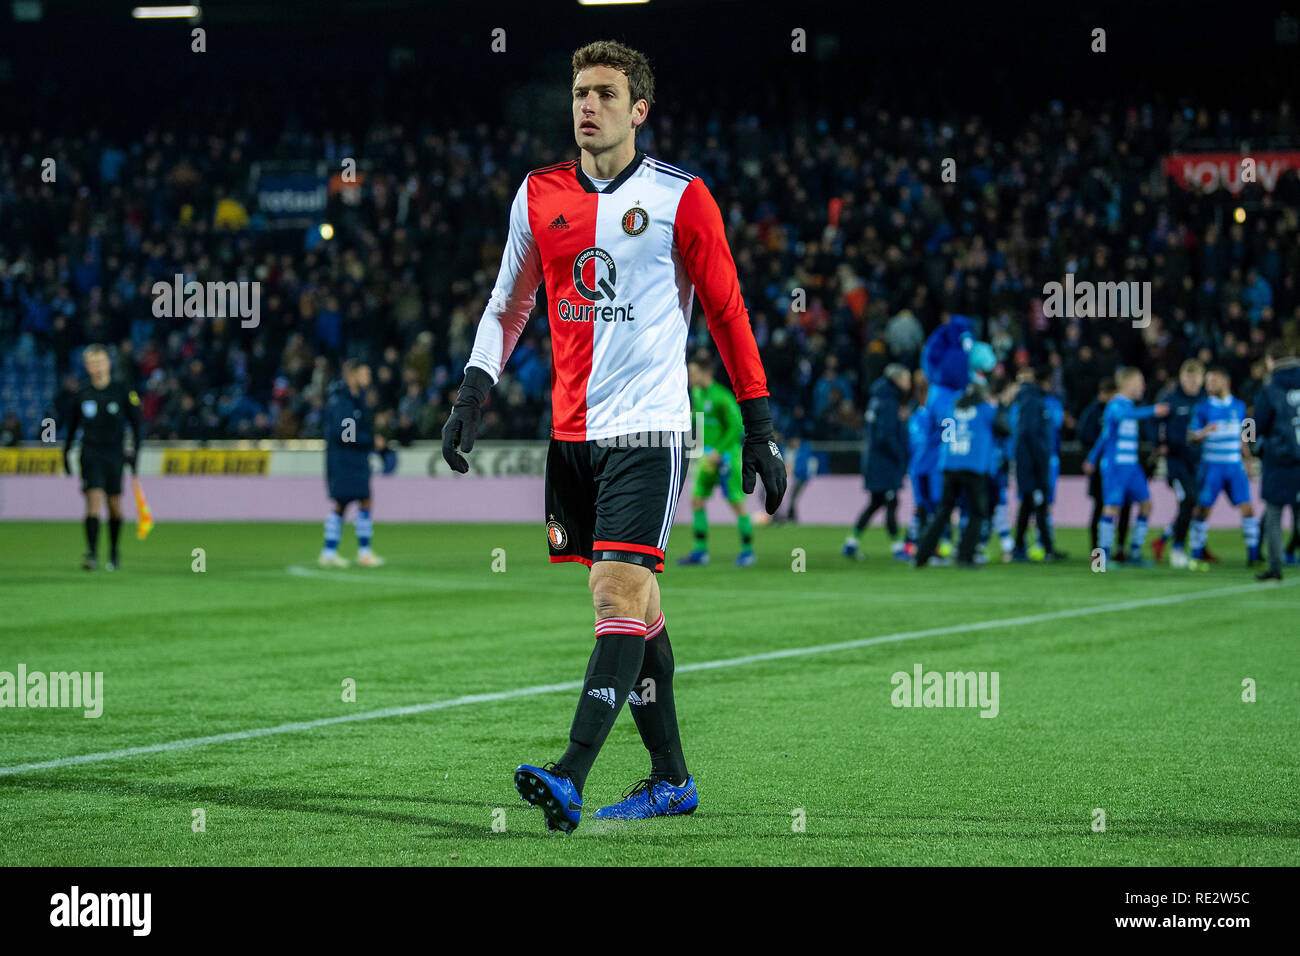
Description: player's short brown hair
1179,358,1205,376
572,40,655,111
83,344,108,359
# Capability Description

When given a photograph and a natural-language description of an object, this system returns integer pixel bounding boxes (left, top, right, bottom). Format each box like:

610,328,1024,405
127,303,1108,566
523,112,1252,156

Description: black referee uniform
64,380,142,567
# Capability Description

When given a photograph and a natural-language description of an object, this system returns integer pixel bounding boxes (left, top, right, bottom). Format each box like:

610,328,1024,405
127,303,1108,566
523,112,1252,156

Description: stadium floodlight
319,223,335,241
131,5,200,18
577,0,650,6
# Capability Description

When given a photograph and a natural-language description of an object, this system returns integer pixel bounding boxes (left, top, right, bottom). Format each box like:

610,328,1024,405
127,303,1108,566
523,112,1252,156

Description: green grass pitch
1,519,1296,866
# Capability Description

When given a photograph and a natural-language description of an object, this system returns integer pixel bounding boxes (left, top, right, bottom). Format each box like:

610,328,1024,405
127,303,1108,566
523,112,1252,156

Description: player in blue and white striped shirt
1084,367,1169,567
1188,367,1260,565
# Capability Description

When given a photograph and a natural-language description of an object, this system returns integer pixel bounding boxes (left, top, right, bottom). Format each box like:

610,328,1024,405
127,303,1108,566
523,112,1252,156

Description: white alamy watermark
593,410,707,457
151,273,260,328
1042,273,1151,329
891,664,999,718
0,665,103,718
50,886,151,936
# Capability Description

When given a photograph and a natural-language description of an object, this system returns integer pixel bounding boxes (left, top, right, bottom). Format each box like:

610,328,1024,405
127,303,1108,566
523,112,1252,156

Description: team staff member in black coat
63,345,141,571
319,359,387,568
1151,359,1205,567
1012,365,1064,561
843,364,911,560
1253,342,1300,581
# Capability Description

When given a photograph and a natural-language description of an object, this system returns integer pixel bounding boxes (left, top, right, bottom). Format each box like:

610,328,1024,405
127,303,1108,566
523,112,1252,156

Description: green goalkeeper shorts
693,448,746,503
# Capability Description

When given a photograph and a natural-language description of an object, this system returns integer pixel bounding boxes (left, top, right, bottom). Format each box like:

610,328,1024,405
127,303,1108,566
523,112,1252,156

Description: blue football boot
734,549,756,568
593,776,698,820
514,763,582,834
677,549,710,566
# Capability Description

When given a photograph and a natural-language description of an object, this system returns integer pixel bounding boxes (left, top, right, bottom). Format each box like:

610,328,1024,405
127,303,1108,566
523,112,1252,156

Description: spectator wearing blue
844,364,912,561
812,355,852,419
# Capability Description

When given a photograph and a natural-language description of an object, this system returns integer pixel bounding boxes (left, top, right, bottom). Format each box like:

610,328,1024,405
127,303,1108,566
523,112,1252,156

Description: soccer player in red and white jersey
441,40,786,832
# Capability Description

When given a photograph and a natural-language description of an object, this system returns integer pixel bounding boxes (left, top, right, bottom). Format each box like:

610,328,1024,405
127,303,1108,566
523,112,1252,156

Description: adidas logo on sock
587,687,616,708
548,214,570,229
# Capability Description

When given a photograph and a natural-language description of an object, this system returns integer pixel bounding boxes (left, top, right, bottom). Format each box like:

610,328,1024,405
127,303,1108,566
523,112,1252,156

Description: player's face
84,351,110,384
687,364,709,389
1124,374,1144,399
1206,371,1227,397
354,365,372,389
572,66,645,155
1180,369,1204,394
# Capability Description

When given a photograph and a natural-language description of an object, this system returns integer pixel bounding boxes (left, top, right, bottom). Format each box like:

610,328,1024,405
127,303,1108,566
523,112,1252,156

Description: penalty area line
0,578,1288,778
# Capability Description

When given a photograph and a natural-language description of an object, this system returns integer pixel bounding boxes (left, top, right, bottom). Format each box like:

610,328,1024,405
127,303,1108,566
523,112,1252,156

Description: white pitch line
0,578,1289,779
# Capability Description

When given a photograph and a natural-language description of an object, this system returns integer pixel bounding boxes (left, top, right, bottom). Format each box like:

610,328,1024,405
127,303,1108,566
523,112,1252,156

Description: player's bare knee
589,561,651,620
643,576,662,628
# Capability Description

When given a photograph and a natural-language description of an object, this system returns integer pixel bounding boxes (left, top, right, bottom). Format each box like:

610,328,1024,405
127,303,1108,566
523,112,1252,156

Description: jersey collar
575,149,645,194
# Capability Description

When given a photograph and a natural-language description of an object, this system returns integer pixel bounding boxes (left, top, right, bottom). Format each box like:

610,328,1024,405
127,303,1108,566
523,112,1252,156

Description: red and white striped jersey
467,149,769,442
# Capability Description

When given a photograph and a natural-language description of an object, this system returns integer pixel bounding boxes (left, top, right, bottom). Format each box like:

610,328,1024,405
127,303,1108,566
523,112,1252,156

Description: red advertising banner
1164,151,1300,194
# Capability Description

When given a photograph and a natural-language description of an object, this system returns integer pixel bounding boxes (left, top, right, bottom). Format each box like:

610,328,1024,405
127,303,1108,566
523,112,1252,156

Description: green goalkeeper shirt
690,381,744,457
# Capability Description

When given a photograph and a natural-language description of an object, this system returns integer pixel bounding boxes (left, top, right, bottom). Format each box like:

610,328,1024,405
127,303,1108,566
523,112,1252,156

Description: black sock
108,517,122,558
84,516,100,556
630,616,688,785
556,627,646,795
1035,504,1053,552
1014,503,1031,551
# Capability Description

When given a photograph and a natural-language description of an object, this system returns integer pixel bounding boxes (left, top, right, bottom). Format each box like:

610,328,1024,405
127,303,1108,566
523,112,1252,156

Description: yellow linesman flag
133,475,154,540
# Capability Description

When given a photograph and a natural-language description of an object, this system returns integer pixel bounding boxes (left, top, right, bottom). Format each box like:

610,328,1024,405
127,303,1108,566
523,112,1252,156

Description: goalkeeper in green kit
678,355,757,567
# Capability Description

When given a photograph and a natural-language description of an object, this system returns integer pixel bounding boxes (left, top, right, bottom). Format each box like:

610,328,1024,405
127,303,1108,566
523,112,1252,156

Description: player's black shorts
545,432,687,573
80,447,124,495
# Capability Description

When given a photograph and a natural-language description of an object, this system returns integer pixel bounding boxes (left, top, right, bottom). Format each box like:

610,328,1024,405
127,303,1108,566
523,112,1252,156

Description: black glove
441,366,494,474
125,451,137,475
63,449,72,476
739,396,787,515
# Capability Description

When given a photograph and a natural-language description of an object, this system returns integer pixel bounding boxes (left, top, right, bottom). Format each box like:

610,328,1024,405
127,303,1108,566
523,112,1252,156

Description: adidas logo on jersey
548,214,570,229
587,687,616,708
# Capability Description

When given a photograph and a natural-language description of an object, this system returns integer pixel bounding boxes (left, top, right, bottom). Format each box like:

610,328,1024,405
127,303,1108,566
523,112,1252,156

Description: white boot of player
318,550,349,568
356,549,385,568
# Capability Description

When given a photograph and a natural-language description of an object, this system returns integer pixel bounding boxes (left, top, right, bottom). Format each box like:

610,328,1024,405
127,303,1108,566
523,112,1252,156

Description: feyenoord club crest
621,206,649,237
546,518,567,549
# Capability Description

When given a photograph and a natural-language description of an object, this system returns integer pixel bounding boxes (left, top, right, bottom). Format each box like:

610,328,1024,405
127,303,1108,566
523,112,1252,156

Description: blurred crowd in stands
3,95,1299,450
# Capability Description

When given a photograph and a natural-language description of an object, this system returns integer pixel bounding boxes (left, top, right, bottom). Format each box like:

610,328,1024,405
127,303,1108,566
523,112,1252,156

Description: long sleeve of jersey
126,388,142,452
64,402,82,455
1088,408,1117,467
466,181,543,383
674,177,768,402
